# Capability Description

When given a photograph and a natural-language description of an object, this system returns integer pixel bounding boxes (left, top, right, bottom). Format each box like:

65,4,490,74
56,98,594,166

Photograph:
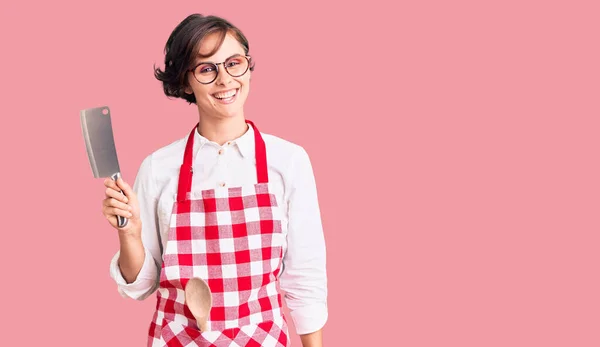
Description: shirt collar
233,123,255,158
192,122,255,158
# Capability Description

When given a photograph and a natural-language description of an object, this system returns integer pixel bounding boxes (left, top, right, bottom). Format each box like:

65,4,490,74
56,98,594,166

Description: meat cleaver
80,105,128,228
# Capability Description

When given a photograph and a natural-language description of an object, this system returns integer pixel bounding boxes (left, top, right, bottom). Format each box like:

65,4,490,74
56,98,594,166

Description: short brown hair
153,14,254,104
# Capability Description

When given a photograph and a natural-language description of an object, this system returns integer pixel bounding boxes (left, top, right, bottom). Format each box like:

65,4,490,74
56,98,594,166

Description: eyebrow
195,53,243,65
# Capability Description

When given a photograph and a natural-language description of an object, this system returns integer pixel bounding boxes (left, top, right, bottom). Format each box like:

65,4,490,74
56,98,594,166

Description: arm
109,154,162,300
279,146,328,345
300,329,323,347
117,229,146,283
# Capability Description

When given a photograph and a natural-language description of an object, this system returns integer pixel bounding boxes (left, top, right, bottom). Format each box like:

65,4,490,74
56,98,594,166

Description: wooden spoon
184,277,213,332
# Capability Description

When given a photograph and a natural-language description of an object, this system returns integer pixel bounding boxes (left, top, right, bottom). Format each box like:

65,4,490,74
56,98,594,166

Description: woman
101,13,328,347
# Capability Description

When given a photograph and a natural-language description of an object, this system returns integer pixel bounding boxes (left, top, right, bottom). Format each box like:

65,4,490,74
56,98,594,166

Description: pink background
2,0,599,346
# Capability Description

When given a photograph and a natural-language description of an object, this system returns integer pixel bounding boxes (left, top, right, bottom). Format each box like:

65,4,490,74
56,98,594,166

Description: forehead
196,32,245,62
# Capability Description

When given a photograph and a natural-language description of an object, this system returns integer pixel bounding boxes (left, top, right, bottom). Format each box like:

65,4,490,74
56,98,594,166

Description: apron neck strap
246,119,269,184
177,119,268,202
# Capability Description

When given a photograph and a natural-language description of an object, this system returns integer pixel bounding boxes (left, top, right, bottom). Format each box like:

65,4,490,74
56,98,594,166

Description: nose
215,63,232,86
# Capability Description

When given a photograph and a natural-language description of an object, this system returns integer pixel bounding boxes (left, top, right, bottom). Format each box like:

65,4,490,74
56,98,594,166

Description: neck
196,114,248,146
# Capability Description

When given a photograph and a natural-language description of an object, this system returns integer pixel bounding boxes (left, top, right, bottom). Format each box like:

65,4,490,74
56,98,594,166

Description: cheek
193,87,213,102
238,78,251,94
236,74,250,86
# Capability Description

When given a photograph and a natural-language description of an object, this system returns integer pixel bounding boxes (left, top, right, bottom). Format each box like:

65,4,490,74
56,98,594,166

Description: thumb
117,177,135,199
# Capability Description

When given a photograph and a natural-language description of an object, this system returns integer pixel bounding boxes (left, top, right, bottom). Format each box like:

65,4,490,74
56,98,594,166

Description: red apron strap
177,124,197,202
246,119,269,184
176,120,268,202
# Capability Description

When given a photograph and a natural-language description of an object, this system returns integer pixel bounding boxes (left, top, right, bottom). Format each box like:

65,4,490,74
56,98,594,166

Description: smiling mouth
212,88,239,102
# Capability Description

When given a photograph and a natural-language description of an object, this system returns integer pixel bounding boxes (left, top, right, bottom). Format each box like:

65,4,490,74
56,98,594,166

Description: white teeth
214,89,237,99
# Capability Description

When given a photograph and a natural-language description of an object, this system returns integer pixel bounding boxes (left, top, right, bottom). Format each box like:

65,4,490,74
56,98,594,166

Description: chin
218,107,244,119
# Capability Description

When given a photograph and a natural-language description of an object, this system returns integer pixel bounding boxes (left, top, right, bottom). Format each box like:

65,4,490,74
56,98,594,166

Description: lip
211,88,239,97
211,88,239,104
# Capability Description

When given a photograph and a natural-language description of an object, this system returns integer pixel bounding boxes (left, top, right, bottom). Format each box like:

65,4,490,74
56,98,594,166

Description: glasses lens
225,56,249,77
194,63,218,83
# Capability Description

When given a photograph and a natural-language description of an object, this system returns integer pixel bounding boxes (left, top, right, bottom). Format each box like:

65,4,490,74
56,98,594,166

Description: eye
198,64,215,74
226,58,243,68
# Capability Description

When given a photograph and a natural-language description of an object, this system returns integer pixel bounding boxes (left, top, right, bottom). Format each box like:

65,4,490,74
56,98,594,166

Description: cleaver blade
80,105,128,228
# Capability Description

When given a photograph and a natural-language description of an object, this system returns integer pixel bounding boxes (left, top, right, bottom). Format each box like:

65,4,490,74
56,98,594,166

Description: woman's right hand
102,177,141,237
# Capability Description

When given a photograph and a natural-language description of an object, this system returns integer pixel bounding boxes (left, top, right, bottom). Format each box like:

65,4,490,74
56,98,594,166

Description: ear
183,76,194,94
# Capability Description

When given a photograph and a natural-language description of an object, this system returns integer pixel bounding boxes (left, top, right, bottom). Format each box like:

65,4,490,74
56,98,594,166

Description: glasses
189,54,254,84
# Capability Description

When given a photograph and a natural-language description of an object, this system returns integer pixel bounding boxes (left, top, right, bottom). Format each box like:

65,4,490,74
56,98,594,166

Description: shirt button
218,149,224,155
227,141,232,146
219,182,226,187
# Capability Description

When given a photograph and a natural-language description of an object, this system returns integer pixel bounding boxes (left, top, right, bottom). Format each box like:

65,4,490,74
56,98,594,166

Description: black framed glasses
189,54,254,84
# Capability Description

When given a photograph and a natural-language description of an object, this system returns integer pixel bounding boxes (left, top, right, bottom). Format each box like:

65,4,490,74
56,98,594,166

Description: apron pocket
160,318,289,346
159,319,228,346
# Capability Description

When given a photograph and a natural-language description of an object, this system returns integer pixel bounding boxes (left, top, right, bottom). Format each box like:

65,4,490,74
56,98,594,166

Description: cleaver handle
111,172,129,228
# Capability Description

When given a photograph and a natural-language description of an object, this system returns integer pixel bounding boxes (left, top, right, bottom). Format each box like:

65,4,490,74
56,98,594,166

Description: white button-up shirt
109,123,328,334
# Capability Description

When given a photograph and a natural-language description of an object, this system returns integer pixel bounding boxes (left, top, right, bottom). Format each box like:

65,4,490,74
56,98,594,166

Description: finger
106,198,132,211
116,177,134,199
107,207,133,218
105,187,129,203
106,214,117,227
104,178,118,189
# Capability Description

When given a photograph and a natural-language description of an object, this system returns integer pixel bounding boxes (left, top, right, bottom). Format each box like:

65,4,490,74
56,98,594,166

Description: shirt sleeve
279,146,329,335
109,154,162,301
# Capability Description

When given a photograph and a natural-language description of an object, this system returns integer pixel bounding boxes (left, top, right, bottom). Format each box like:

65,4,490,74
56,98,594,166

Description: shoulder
262,131,311,162
260,131,314,183
134,135,188,184
147,136,187,164
140,132,189,168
